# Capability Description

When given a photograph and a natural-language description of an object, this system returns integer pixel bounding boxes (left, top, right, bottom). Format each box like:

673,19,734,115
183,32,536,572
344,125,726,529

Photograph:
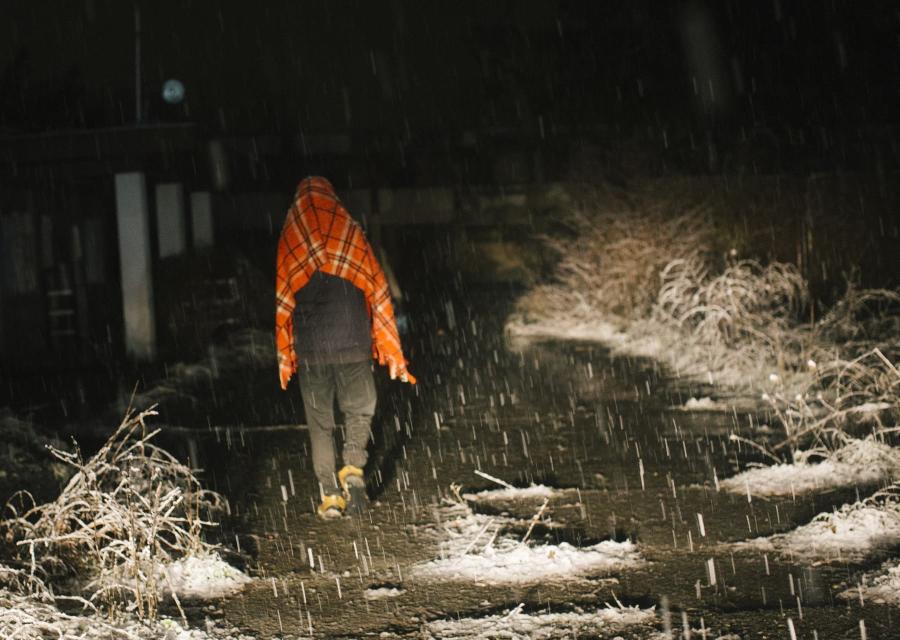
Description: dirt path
174,306,894,639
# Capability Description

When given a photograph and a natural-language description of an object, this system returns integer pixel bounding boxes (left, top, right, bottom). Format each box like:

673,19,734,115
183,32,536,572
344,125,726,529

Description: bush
654,257,811,376
2,409,225,620
511,181,900,449
517,184,713,321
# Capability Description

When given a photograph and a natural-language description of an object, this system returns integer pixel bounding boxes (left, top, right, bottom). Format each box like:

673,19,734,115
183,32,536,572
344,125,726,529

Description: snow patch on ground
422,603,656,640
160,553,252,599
364,586,405,600
719,439,900,498
0,587,256,640
412,503,644,584
507,314,755,387
90,553,252,602
506,317,630,348
413,538,643,584
735,499,900,563
462,484,569,502
678,396,731,411
840,559,900,606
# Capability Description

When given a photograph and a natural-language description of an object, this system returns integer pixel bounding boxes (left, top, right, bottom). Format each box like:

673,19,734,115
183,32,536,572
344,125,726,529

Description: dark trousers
298,361,377,497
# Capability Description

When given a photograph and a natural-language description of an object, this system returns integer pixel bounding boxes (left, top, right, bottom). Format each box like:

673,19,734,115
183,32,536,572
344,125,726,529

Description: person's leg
335,361,377,475
298,363,340,498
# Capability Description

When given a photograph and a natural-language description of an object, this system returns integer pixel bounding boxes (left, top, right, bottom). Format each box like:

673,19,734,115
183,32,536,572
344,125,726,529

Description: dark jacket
292,270,372,364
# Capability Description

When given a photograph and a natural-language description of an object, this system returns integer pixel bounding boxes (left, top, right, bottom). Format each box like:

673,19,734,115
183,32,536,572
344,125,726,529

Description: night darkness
4,3,900,151
2,2,900,639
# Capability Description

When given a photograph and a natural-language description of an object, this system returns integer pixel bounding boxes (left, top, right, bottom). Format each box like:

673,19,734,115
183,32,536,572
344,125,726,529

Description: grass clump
517,184,713,322
653,256,810,382
510,182,899,460
1,408,227,621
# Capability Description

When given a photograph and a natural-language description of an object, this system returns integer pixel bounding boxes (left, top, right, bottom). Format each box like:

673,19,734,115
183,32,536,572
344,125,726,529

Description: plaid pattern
276,177,412,389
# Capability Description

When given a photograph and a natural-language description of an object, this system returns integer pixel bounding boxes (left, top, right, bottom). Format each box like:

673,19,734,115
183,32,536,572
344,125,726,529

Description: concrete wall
155,182,187,258
190,191,215,249
114,172,157,360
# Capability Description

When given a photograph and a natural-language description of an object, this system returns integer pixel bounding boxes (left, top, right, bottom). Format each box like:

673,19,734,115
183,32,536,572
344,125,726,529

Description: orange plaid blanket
275,176,413,389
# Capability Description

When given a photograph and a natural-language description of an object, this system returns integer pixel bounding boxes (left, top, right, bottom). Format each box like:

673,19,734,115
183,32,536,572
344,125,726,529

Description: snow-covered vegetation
841,558,900,606
509,182,900,570
736,489,900,563
422,602,657,640
0,584,256,640
461,483,572,503
411,500,644,585
0,409,250,636
720,437,900,498
509,185,900,398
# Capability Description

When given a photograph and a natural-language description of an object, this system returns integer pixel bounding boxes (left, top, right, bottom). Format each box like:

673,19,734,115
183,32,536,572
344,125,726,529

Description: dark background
3,1,899,176
1,1,899,421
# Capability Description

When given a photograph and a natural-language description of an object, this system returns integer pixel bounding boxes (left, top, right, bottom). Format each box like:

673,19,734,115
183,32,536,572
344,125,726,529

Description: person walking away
275,176,415,519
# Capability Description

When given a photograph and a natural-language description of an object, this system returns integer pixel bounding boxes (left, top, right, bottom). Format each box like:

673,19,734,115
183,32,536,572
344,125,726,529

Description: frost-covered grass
0,560,253,639
652,257,809,383
735,490,900,563
509,259,814,391
507,184,817,390
1,409,248,621
412,502,643,584
509,185,900,576
422,602,657,640
0,586,257,640
515,184,713,322
841,558,900,606
720,437,900,498
508,184,900,405
761,348,900,454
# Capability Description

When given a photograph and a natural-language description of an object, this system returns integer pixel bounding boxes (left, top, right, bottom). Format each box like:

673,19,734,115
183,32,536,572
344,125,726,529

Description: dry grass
511,181,900,569
815,285,900,356
0,577,253,640
514,192,816,387
654,257,810,379
1,408,225,620
517,185,713,321
512,182,899,455
761,348,900,456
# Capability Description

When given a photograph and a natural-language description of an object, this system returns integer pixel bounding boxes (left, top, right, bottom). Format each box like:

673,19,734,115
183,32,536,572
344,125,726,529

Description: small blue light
162,78,185,104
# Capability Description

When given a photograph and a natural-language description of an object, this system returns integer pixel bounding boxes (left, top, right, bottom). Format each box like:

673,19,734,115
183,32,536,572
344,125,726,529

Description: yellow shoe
338,465,367,515
316,494,346,519
337,465,365,494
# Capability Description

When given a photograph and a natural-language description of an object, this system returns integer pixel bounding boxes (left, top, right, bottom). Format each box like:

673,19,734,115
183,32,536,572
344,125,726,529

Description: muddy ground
136,285,897,640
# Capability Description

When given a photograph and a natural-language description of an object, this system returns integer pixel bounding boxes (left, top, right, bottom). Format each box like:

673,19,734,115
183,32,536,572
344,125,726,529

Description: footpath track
171,295,894,639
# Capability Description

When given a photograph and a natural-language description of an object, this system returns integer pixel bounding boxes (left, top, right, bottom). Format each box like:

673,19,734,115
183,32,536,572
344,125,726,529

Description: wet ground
143,287,898,639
